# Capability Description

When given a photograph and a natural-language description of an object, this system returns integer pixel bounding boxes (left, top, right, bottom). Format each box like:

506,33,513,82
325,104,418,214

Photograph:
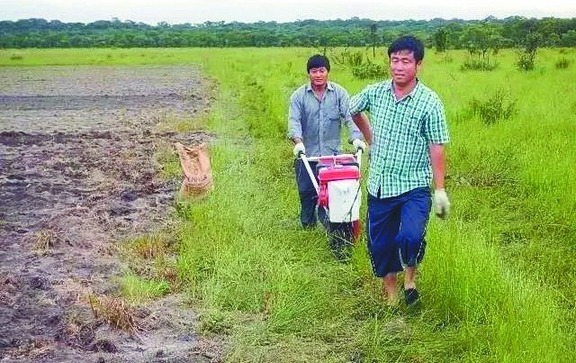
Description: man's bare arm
351,113,373,145
429,144,446,189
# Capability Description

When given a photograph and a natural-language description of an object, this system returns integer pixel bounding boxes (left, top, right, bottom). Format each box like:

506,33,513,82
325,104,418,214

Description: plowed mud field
0,65,219,362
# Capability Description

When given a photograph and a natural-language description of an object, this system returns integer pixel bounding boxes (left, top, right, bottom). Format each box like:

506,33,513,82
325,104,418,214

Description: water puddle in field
0,65,221,362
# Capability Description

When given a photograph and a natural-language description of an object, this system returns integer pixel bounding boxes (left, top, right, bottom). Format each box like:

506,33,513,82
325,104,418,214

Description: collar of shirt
384,78,421,102
305,81,335,93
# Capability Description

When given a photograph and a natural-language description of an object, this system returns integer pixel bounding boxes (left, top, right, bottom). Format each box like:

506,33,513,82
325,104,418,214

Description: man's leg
397,187,431,304
299,191,317,228
367,193,402,304
404,266,416,290
294,159,318,228
383,273,399,305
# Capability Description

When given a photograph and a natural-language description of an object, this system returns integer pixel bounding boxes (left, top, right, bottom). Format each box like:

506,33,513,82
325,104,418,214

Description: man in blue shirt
287,54,365,232
350,36,451,306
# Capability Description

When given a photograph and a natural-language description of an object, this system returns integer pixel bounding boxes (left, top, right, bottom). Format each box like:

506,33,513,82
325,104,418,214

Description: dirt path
0,65,220,362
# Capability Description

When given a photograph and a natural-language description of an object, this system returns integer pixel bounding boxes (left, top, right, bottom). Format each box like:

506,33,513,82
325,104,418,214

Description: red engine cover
318,165,360,183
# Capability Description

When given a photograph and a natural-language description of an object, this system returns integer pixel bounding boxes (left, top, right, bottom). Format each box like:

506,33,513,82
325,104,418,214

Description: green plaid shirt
350,80,449,198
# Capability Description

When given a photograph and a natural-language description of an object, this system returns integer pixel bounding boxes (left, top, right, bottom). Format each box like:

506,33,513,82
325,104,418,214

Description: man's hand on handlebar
293,142,306,157
352,139,367,152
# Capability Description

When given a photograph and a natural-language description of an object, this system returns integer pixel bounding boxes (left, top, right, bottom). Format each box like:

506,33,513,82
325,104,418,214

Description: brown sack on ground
174,142,213,199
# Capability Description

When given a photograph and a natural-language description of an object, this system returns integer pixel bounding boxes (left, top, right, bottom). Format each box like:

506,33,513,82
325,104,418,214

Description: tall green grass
4,47,574,362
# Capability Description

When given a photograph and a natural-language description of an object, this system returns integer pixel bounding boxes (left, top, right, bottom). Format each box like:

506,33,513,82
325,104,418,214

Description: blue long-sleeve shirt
287,81,362,157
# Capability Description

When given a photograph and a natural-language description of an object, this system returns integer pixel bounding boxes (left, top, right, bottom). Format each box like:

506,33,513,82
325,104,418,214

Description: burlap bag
174,142,213,199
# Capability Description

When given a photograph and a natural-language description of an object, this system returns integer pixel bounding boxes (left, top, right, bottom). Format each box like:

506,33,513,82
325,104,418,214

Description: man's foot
404,288,420,306
383,289,399,307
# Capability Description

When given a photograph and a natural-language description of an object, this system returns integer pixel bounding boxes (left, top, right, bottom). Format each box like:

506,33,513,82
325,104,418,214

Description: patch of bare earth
0,66,221,362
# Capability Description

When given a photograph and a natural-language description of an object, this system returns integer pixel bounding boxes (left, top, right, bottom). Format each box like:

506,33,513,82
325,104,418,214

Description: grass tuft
88,294,139,332
32,229,61,252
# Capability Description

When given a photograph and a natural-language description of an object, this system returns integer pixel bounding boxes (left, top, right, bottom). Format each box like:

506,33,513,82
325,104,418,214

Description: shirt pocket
399,113,424,138
328,108,341,122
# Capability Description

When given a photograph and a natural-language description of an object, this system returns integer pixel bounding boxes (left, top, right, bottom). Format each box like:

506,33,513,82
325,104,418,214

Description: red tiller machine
299,149,363,246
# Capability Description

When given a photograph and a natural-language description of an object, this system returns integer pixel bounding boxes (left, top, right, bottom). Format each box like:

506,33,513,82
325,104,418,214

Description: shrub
331,48,364,68
555,57,570,69
469,89,517,125
351,61,388,80
461,59,498,71
331,49,387,79
440,53,454,63
516,52,536,71
516,32,541,71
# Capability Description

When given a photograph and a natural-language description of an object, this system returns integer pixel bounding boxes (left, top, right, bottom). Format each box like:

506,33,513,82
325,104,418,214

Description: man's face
308,67,328,87
389,50,421,87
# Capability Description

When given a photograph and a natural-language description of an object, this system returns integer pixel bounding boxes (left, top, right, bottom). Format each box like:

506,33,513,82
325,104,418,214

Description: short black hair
307,54,331,72
387,35,425,62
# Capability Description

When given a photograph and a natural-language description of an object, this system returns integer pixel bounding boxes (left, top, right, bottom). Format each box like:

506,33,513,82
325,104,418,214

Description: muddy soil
0,66,220,362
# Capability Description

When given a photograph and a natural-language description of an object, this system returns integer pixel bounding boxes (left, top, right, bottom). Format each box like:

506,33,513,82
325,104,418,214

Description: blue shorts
367,187,431,277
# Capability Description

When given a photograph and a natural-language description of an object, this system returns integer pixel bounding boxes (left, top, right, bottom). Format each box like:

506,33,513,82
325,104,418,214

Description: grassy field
2,46,575,362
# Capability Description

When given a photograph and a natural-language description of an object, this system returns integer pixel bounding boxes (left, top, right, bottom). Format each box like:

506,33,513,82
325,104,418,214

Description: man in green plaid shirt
350,35,450,307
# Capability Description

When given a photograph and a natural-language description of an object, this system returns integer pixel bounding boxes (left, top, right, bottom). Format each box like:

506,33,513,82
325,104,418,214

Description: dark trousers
294,159,327,228
367,187,431,277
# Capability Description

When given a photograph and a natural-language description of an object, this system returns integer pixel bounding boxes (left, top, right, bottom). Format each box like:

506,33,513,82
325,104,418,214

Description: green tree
560,29,576,47
517,31,542,71
370,23,378,57
460,23,502,60
433,27,449,52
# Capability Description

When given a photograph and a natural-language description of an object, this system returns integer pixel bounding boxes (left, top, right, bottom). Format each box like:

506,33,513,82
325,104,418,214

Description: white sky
2,0,576,25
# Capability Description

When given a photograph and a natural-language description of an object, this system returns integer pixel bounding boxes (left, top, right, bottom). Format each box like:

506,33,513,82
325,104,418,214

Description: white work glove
293,142,306,157
352,139,367,151
434,188,450,219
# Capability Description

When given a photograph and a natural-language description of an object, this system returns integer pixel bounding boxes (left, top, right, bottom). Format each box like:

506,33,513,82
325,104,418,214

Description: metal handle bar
299,149,363,167
298,148,364,194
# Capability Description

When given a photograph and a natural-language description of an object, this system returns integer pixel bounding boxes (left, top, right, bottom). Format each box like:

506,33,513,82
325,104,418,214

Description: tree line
1,16,576,49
